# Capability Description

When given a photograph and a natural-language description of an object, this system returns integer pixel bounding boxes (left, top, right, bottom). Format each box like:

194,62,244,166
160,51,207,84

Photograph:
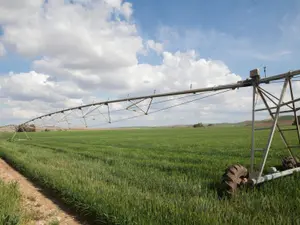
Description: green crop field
0,126,299,225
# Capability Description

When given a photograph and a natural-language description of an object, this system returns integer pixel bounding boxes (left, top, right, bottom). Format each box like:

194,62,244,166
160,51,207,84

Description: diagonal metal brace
106,103,111,123
126,98,147,114
258,86,294,110
83,105,102,117
145,98,153,115
257,78,290,178
257,88,297,162
288,79,300,144
80,108,88,128
97,104,111,123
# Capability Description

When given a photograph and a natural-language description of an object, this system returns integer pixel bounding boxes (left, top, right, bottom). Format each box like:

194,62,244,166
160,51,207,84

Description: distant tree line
193,123,214,128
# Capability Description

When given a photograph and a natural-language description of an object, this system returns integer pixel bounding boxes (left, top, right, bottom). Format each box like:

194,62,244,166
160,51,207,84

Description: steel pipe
251,167,300,185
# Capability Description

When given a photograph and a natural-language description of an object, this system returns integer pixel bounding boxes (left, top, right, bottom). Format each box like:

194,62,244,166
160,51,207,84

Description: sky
0,0,299,127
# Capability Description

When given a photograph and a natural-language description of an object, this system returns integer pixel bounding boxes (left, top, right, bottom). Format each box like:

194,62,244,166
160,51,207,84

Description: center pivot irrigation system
7,68,300,196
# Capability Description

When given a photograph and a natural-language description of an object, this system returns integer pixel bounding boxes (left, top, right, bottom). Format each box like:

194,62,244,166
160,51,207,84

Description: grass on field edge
0,163,63,225
0,155,92,225
0,179,25,225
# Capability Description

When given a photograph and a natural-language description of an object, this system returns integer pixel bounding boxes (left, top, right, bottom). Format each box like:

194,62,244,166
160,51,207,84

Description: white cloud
0,0,239,94
1,0,142,61
147,40,164,54
121,2,133,20
0,53,246,126
0,0,43,25
0,71,89,102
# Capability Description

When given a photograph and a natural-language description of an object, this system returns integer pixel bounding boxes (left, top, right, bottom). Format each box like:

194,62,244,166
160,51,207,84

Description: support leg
251,84,256,173
107,104,111,123
10,132,17,142
146,98,153,115
257,78,289,178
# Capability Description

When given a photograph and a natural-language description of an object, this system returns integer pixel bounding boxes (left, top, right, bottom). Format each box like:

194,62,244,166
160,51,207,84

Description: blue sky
1,0,300,77
129,0,299,35
131,0,300,77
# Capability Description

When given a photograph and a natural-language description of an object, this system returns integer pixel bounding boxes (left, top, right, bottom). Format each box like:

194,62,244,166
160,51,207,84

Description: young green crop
0,127,299,224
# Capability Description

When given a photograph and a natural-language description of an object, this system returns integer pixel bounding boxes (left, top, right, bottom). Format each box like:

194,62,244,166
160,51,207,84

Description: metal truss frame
16,69,300,127
249,69,300,184
7,69,300,134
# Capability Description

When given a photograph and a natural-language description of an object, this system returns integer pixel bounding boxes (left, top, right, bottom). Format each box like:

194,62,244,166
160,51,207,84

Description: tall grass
0,127,299,224
0,180,23,225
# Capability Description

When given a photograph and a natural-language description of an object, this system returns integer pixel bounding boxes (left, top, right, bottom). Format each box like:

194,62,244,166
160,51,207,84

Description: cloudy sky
0,0,299,127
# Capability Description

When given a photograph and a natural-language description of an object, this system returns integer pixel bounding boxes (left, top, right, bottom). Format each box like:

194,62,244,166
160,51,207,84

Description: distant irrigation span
13,69,299,129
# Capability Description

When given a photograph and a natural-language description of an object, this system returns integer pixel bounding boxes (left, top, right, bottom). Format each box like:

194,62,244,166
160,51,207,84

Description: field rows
0,127,299,224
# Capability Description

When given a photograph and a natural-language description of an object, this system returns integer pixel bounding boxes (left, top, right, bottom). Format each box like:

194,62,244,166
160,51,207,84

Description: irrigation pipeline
87,89,231,128
26,89,229,128
19,69,300,126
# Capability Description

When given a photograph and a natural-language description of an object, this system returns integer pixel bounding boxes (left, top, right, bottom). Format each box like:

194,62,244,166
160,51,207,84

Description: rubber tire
220,164,248,197
282,156,299,170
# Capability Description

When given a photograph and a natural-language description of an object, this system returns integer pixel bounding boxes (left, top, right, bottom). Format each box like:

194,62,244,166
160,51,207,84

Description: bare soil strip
0,158,84,225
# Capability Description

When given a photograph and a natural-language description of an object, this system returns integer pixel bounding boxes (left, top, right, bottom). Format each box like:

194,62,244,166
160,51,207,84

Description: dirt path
0,159,84,225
